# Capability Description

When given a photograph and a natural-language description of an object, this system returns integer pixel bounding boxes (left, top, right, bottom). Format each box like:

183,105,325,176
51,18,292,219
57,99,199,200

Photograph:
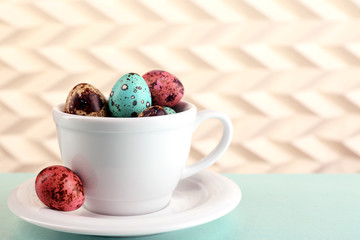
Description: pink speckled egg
142,70,184,107
35,165,85,211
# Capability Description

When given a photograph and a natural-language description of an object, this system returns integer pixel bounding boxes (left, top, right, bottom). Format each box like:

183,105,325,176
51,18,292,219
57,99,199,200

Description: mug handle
180,110,233,180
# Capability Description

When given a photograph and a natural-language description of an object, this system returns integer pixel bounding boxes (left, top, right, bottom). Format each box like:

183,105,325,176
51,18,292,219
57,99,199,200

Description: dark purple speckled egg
138,105,167,117
142,70,184,107
65,83,108,117
35,165,85,211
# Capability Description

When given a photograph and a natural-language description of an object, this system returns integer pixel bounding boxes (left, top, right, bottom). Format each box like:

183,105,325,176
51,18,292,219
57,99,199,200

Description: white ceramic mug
52,101,232,215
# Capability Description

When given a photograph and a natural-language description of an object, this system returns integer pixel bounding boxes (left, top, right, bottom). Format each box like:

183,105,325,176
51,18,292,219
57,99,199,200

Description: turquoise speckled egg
109,73,152,117
163,106,176,114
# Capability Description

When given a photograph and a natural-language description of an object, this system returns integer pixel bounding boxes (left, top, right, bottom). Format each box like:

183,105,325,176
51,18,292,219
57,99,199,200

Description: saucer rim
8,171,241,237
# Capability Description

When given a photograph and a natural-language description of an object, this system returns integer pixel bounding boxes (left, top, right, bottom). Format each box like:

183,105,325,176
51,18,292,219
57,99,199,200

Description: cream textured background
1,0,360,173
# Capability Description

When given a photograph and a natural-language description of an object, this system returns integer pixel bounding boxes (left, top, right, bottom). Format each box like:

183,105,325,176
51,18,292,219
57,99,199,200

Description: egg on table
109,73,152,117
35,165,85,211
65,83,108,117
142,70,184,107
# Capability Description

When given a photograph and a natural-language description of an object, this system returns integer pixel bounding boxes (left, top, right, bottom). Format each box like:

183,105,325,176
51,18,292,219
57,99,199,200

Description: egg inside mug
65,71,184,118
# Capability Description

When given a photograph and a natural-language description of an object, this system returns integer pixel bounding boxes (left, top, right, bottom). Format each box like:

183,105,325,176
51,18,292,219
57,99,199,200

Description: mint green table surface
1,173,359,240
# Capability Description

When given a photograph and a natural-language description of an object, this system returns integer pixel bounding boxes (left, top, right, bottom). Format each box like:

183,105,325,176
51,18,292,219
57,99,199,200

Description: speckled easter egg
138,106,167,117
35,165,85,211
65,83,108,117
109,73,152,117
142,70,184,107
163,106,176,114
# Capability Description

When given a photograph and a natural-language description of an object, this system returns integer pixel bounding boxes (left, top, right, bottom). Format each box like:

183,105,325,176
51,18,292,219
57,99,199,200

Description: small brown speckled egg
142,70,184,107
138,105,167,117
65,83,108,117
35,165,85,211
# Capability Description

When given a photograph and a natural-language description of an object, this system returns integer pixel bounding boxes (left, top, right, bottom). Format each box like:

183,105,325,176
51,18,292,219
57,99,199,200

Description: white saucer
8,171,241,237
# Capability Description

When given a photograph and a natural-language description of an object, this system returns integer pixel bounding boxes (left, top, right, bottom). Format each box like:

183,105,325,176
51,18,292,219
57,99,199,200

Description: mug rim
52,101,197,133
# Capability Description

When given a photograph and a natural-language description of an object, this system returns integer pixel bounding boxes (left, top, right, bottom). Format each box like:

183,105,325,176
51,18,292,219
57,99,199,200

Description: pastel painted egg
142,70,184,107
163,106,176,115
138,106,167,117
65,83,108,117
35,165,85,211
109,73,152,117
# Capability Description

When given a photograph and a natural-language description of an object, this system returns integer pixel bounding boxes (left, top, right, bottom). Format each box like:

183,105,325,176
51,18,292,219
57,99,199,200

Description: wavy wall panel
1,0,360,173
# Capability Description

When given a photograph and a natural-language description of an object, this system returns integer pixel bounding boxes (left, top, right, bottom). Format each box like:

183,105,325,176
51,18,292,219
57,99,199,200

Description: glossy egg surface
109,73,152,117
138,105,167,117
142,70,184,107
65,83,108,117
35,165,85,211
163,106,176,115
